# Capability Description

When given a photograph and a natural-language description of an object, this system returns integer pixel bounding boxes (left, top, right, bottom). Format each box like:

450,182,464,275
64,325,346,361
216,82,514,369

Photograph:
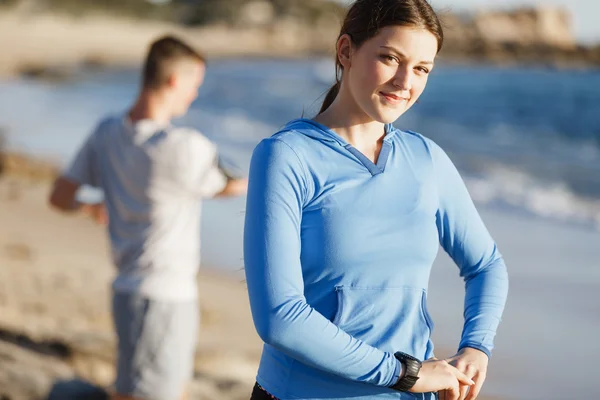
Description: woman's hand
439,347,489,400
409,359,474,398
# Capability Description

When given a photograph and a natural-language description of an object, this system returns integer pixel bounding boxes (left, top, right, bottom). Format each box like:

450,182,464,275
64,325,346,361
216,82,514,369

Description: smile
380,92,409,104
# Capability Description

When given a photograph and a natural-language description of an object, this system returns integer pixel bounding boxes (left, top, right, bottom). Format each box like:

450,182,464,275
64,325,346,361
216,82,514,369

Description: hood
282,118,398,146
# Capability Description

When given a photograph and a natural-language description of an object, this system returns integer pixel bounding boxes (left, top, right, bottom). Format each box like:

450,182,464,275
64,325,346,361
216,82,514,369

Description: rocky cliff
438,6,600,66
0,1,598,78
470,6,573,48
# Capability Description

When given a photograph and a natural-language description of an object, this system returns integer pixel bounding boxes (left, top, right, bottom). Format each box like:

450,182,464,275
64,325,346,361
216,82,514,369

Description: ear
336,34,354,69
166,72,179,89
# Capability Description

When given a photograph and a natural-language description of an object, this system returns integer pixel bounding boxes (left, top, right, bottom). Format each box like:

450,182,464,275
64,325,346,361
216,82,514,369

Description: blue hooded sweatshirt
243,119,509,400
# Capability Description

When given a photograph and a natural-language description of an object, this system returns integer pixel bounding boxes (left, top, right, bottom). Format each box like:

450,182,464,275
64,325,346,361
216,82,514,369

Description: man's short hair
142,35,206,89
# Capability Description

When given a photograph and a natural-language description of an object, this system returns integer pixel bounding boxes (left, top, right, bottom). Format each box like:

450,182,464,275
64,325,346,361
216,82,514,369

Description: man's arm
49,177,81,212
190,146,248,198
48,177,107,224
213,177,248,198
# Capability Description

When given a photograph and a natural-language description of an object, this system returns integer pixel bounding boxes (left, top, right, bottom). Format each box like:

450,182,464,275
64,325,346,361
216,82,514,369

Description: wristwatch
389,351,422,392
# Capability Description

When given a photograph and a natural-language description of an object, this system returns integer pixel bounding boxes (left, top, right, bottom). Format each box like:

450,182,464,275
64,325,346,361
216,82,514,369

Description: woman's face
341,25,438,124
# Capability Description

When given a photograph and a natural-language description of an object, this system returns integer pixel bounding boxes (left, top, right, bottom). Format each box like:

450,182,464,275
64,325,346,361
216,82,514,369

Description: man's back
65,115,227,300
46,36,250,400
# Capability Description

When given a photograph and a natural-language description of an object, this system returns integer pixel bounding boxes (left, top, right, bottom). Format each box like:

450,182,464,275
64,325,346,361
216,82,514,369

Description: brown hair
142,35,206,90
319,0,443,113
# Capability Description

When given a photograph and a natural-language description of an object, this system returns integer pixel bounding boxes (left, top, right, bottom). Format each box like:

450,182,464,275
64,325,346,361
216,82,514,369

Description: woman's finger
447,385,460,400
460,364,477,400
458,384,469,400
466,370,485,400
453,367,475,386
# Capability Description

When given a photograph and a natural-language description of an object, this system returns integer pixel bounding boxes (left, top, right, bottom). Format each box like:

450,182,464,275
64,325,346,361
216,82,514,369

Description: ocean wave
184,108,600,230
3,62,600,232
464,166,600,230
183,107,600,230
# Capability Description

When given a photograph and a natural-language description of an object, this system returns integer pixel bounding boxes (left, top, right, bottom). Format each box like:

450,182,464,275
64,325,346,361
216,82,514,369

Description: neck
314,85,386,148
128,88,172,125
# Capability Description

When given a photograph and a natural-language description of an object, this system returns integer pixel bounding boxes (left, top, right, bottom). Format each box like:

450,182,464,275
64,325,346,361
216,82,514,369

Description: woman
243,1,509,399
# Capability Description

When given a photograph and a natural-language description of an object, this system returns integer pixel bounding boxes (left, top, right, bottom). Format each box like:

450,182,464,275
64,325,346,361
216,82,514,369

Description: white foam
464,166,600,230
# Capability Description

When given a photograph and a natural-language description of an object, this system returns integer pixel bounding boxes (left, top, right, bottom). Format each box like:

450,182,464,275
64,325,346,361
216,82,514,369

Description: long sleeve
243,138,400,387
430,141,509,358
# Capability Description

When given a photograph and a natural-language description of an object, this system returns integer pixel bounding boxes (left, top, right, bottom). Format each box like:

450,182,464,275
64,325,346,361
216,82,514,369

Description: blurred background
0,0,599,399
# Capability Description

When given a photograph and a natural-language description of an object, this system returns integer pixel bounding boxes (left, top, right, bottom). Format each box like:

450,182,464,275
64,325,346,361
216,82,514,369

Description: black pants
250,382,277,400
250,382,440,399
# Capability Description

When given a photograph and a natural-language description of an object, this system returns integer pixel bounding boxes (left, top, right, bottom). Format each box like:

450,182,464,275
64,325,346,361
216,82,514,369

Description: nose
392,67,412,91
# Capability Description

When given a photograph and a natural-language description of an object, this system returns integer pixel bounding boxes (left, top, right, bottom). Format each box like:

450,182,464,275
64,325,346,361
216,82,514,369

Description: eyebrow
380,45,435,65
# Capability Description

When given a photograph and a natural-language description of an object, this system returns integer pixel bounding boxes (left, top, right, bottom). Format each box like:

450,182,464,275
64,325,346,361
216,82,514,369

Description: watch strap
390,351,422,392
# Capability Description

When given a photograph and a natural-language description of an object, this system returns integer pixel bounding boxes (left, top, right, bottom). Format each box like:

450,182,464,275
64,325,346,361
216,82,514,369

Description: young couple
51,1,508,399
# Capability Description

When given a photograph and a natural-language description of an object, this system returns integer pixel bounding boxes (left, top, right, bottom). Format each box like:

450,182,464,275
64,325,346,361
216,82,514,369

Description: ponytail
319,81,341,114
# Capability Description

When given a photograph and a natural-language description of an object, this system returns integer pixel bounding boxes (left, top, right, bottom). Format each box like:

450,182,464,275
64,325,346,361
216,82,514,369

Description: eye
380,54,399,64
415,66,430,74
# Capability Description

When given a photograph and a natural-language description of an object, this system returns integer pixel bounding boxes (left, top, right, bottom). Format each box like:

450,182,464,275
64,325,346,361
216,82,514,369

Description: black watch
389,351,422,392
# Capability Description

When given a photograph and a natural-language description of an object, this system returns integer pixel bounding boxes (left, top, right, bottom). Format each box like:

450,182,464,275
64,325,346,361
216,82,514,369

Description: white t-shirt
65,115,227,300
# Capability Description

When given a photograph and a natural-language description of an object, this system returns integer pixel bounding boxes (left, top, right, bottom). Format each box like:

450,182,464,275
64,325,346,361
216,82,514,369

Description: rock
437,6,600,66
473,6,575,49
67,333,116,387
239,1,275,27
0,340,74,400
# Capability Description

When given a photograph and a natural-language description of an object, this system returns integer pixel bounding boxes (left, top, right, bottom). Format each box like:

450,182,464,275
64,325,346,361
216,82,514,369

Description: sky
339,0,599,44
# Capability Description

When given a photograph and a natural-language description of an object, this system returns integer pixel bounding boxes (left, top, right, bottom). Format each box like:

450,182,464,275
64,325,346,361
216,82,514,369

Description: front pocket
331,286,432,359
420,290,435,334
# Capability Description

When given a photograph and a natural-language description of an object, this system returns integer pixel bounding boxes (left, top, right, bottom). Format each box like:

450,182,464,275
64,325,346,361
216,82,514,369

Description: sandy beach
0,155,521,400
0,171,263,399
0,10,336,79
5,149,598,400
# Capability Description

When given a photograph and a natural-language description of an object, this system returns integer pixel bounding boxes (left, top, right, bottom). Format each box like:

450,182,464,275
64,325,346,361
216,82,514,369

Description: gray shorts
111,291,199,400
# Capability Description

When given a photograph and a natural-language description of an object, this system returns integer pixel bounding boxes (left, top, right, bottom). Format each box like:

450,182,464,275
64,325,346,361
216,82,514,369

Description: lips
380,91,408,104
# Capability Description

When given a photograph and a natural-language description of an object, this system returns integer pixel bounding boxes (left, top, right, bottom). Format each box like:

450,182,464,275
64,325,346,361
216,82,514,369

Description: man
49,35,247,400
